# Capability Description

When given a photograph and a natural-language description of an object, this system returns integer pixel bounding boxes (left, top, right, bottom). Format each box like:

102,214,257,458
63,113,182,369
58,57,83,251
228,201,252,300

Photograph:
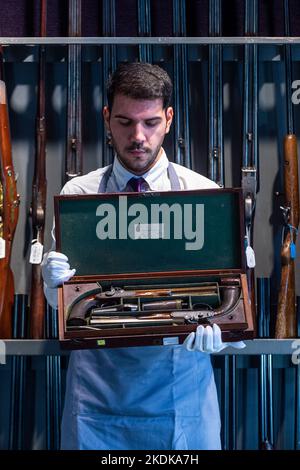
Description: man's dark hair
106,62,173,110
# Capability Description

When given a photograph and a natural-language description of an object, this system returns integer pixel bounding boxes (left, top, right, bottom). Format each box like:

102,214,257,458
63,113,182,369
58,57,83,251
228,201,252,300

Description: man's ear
103,106,111,132
165,107,174,134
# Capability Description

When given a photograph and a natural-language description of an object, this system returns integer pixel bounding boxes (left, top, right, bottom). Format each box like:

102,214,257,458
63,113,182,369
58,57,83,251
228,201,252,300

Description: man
42,62,244,450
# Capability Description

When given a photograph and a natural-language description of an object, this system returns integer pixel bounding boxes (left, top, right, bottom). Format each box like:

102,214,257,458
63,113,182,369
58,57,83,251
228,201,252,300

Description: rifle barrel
30,0,48,339
138,0,152,63
173,0,191,168
65,0,82,181
284,0,294,135
258,278,274,449
102,0,116,166
208,0,224,185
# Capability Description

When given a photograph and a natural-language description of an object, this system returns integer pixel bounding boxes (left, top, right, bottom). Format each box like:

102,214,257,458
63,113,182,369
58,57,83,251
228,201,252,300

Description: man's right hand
41,251,76,288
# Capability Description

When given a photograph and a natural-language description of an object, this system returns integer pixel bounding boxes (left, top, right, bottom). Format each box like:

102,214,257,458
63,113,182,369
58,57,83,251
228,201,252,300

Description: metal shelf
218,339,300,356
0,339,299,356
1,36,300,46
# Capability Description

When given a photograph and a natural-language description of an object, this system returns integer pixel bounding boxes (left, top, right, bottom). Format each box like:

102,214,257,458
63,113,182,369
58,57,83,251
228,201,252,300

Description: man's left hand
183,323,246,353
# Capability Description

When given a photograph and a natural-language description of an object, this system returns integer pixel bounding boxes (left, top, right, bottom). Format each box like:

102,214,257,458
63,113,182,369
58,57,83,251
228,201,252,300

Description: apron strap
167,162,181,190
98,162,181,193
98,164,113,193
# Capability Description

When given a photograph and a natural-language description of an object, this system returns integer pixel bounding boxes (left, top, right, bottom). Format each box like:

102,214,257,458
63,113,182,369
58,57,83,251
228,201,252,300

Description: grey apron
61,160,221,450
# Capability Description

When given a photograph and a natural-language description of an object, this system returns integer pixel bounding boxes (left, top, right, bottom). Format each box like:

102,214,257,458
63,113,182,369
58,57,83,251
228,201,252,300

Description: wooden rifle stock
0,77,20,338
275,134,299,338
30,0,47,339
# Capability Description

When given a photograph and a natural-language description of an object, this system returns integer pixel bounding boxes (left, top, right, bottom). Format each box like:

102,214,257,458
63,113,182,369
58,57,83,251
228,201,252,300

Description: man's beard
110,136,164,174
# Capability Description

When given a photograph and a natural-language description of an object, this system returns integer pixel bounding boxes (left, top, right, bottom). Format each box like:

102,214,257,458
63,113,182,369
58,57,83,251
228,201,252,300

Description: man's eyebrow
145,117,163,121
114,114,131,119
113,114,162,121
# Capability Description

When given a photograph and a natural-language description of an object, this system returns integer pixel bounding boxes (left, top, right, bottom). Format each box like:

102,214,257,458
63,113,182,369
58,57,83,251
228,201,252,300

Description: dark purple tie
127,177,147,192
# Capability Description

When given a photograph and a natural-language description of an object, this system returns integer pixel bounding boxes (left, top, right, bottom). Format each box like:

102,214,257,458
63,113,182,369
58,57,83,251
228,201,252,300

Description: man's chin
117,150,161,174
123,158,154,174
126,164,150,175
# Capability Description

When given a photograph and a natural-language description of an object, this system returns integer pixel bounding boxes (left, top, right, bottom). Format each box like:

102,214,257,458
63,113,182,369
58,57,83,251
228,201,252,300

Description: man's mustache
126,144,150,152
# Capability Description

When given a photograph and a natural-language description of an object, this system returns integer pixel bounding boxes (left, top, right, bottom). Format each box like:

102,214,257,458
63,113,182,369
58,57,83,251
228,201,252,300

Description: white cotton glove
41,251,76,309
183,323,246,353
41,251,76,289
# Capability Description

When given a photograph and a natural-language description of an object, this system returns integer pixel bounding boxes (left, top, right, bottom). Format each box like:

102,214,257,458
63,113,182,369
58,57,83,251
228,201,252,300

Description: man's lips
127,149,147,155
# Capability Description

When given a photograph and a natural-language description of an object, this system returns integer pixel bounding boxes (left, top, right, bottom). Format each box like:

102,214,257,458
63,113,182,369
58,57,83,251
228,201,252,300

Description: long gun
275,135,299,337
45,300,62,450
258,277,274,450
0,49,20,338
238,11,259,448
102,0,116,166
207,0,234,449
65,0,82,181
242,0,258,306
138,0,152,63
275,0,299,339
208,0,224,186
30,0,47,339
173,0,191,168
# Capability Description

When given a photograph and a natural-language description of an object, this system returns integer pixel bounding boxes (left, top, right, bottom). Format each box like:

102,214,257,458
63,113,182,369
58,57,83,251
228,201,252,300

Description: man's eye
145,121,159,127
118,120,131,126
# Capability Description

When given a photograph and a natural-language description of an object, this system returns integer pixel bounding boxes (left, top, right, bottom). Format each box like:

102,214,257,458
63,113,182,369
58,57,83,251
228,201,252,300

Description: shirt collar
112,149,169,191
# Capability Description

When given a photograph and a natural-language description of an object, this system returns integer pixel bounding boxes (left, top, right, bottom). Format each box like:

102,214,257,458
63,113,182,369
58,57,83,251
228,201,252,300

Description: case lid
54,188,245,276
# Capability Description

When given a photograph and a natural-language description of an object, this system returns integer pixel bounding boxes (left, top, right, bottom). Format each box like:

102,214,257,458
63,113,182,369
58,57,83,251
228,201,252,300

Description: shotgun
208,0,233,448
0,58,20,338
45,299,62,449
275,0,299,339
257,277,274,450
138,0,152,63
208,0,224,186
65,0,82,181
239,13,258,448
30,0,47,339
242,0,258,314
173,0,191,168
102,0,116,166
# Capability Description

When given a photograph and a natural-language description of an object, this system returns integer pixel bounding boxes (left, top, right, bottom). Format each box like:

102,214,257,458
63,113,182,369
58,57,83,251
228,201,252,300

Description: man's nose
130,124,146,142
